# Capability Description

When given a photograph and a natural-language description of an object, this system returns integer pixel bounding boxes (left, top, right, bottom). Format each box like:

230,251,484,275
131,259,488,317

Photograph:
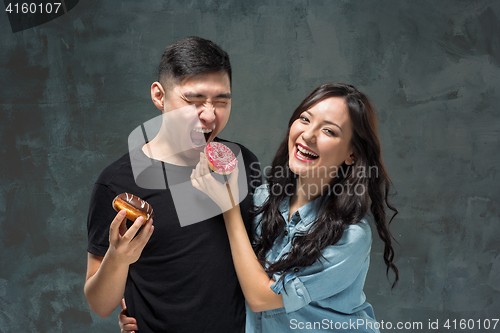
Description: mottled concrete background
1,0,499,331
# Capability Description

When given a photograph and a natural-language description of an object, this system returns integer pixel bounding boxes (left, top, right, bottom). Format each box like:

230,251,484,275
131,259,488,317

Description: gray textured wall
1,0,499,332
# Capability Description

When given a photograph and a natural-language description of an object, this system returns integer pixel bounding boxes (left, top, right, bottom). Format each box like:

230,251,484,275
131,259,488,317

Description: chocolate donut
204,142,237,175
112,192,154,224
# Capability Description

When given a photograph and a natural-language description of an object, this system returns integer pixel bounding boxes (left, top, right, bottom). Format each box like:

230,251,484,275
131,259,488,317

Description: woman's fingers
120,298,127,312
200,153,210,175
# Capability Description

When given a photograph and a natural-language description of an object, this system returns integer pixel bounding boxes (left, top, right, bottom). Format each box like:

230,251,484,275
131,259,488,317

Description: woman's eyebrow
305,110,343,132
324,120,343,133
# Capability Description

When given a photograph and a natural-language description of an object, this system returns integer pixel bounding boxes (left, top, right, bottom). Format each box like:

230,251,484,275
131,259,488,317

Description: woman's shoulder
338,218,373,251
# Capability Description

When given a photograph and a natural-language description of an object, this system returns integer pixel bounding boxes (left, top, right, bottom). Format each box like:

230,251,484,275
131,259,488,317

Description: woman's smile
294,143,319,162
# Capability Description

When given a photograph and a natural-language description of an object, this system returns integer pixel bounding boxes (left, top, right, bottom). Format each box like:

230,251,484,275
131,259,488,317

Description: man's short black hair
158,36,232,90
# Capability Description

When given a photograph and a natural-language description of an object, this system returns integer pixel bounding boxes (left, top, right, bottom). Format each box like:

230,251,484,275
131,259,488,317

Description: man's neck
142,137,200,166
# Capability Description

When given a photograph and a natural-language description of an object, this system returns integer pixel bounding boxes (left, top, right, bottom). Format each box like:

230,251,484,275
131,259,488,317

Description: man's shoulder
94,151,132,186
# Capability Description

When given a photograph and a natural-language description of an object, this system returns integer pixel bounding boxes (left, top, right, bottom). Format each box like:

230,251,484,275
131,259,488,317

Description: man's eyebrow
183,93,205,99
216,93,231,99
183,92,231,99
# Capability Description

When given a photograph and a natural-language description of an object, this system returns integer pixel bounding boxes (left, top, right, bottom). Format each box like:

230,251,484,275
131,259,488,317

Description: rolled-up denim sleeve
270,221,372,313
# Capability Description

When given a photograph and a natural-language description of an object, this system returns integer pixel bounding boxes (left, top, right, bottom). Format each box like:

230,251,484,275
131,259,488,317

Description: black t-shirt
87,139,261,333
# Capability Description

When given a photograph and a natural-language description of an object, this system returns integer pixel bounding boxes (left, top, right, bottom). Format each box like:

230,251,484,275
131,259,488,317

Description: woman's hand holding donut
108,210,154,266
190,152,239,212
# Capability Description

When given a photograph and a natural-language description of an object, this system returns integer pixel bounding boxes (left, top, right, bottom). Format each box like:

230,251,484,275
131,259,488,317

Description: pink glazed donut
204,142,237,175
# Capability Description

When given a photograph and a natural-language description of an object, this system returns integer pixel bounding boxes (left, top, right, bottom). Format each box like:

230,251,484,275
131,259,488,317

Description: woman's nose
301,128,316,144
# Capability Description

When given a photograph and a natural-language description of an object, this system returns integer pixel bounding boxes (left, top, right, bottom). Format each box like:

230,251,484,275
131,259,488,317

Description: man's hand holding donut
108,210,154,266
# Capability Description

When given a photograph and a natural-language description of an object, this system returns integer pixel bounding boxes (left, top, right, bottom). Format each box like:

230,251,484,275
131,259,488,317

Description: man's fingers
122,216,145,242
132,218,154,250
109,210,127,244
119,217,128,236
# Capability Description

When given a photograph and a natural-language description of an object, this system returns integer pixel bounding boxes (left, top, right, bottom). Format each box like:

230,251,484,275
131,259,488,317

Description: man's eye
187,100,204,106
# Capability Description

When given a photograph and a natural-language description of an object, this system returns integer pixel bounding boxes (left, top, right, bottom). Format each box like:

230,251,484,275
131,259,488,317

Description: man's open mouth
190,128,213,147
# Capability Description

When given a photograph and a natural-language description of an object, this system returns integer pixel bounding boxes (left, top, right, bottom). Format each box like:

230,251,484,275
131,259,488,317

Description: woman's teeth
296,145,318,160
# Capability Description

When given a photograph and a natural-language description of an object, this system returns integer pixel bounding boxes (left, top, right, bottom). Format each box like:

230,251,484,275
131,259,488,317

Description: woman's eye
325,129,336,136
299,116,309,122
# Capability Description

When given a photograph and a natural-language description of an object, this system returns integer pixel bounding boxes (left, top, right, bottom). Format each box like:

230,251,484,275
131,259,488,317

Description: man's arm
84,210,154,318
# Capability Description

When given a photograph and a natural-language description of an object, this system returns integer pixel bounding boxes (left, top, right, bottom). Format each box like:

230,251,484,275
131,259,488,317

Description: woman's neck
289,177,323,220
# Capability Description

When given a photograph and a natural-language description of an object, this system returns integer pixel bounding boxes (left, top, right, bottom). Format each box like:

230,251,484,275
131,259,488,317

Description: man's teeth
193,141,205,147
193,128,213,133
297,145,318,159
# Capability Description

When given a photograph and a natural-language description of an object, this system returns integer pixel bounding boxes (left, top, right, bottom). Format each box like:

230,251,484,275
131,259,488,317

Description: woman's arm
191,153,283,312
222,206,284,312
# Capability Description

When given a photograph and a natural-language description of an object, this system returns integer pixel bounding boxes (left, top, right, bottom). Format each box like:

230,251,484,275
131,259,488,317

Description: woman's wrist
222,204,241,219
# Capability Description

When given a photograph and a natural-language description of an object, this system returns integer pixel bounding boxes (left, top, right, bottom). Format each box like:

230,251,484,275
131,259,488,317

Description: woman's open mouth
295,143,319,162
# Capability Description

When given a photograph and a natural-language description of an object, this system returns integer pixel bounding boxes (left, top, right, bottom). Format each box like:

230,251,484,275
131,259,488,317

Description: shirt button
295,212,300,217
293,268,300,273
284,230,288,236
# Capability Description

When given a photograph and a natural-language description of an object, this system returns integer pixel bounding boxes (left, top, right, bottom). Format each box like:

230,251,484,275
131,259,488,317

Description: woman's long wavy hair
252,83,399,288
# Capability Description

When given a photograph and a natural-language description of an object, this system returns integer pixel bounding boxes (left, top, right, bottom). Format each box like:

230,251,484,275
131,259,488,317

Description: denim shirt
246,185,380,333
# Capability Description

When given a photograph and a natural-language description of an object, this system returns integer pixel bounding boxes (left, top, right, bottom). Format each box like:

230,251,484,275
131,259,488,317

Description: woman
120,83,398,332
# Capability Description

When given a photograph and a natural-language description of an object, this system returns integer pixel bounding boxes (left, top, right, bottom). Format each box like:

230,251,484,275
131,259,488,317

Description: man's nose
199,103,216,123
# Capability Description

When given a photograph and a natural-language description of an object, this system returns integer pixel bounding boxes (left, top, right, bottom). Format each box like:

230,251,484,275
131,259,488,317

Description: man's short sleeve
270,220,372,313
87,183,117,257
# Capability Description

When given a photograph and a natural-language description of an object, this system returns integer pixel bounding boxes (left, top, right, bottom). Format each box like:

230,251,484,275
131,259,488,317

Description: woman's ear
345,151,355,166
151,82,165,111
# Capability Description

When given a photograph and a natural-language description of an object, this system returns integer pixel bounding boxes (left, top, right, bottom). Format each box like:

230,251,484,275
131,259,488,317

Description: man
84,36,261,333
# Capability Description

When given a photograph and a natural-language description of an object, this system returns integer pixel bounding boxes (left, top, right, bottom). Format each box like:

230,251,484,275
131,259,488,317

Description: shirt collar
280,194,326,227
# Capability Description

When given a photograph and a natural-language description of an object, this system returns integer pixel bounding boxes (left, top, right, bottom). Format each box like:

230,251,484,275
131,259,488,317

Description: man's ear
151,82,165,111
